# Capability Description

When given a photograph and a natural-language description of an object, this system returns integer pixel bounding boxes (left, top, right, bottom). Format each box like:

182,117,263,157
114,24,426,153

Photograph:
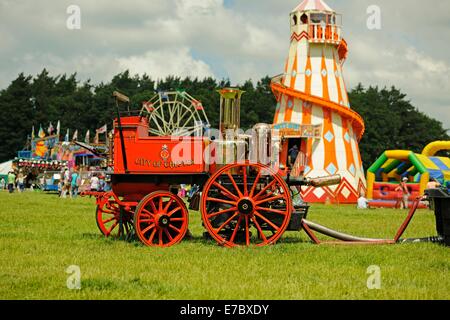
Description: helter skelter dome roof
292,0,335,13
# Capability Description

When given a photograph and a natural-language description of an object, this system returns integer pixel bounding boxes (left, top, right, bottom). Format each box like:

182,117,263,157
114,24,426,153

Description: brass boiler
249,123,272,166
215,88,247,174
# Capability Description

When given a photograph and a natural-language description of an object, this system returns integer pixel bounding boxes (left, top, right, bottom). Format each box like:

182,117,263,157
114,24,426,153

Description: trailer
82,89,448,248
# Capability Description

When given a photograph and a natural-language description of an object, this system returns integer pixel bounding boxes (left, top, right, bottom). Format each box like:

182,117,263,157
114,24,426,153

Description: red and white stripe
293,0,334,13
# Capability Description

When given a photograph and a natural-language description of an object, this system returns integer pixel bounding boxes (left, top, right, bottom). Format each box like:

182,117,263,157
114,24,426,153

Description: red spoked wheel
201,161,292,247
134,191,189,247
96,192,133,238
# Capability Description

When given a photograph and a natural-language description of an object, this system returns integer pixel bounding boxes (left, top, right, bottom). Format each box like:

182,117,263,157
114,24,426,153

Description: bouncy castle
271,0,366,203
367,141,450,208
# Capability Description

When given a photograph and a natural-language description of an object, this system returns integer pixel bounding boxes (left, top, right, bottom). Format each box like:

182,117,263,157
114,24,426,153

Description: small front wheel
134,191,189,247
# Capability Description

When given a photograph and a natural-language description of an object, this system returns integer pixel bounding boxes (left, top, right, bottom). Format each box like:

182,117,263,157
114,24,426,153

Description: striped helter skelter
272,0,366,203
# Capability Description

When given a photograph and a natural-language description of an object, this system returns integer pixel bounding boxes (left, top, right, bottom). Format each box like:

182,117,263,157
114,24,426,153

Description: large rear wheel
201,162,292,247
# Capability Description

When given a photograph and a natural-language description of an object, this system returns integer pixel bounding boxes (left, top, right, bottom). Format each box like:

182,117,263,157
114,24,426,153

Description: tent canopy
0,160,12,175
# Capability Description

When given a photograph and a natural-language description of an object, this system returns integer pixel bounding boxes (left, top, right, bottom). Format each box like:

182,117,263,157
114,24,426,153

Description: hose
302,219,386,242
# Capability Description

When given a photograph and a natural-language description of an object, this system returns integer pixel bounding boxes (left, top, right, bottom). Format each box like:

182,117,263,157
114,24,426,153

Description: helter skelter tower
271,0,366,203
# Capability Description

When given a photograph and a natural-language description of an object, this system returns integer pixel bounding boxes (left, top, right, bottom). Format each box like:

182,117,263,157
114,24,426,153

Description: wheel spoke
163,199,174,213
158,196,163,211
255,206,287,215
256,195,286,205
169,224,181,233
149,199,157,213
254,211,280,231
251,215,268,242
102,217,116,224
215,212,239,232
254,179,278,200
141,209,155,217
213,182,239,201
168,206,182,217
229,215,242,244
158,229,163,245
226,171,243,197
148,228,157,243
170,217,186,222
106,221,119,235
207,207,238,219
243,166,248,196
245,215,250,246
206,197,236,206
141,223,156,234
249,170,262,197
164,229,174,241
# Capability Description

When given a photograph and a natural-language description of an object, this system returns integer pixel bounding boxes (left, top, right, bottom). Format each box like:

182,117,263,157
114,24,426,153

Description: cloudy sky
1,0,449,128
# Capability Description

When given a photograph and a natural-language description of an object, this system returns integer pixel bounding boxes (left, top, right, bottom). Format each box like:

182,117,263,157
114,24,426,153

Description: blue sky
0,0,449,128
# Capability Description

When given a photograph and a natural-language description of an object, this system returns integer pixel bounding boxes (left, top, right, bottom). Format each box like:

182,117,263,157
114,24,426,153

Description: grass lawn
0,190,449,300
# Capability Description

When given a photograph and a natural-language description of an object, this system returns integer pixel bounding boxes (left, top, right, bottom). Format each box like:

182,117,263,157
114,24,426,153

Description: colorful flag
85,130,90,144
96,124,107,134
47,122,54,135
72,130,78,141
65,129,70,142
38,125,45,138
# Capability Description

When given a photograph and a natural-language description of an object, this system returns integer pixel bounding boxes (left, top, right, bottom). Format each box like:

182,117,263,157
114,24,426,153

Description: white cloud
117,47,215,80
0,0,449,127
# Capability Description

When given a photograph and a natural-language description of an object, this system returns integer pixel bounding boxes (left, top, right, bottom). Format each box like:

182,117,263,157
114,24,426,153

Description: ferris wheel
140,91,210,137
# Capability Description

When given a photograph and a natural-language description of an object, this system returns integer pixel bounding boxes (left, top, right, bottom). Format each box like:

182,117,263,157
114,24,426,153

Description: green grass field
0,191,449,300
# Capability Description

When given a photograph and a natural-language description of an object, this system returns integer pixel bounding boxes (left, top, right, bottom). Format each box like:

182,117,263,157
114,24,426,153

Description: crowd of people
58,169,111,198
1,167,111,199
1,171,27,193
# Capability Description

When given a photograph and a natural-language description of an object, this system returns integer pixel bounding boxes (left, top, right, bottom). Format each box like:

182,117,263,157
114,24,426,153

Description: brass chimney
218,88,244,137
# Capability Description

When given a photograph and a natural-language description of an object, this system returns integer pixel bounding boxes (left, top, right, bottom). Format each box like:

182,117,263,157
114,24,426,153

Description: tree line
0,69,448,169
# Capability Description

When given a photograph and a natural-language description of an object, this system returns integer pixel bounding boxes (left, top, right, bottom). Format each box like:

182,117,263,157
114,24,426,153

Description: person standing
7,171,16,193
70,169,79,199
90,173,100,192
61,168,70,198
288,145,299,167
0,177,5,190
16,172,25,193
395,177,410,209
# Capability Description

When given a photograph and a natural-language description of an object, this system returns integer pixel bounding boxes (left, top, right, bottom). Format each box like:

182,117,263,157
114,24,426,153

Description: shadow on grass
81,231,311,248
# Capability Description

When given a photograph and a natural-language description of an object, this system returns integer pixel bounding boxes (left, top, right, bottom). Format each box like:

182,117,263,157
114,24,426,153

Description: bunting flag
47,122,54,135
38,125,45,138
56,121,61,136
65,129,70,142
72,130,78,141
85,130,90,144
